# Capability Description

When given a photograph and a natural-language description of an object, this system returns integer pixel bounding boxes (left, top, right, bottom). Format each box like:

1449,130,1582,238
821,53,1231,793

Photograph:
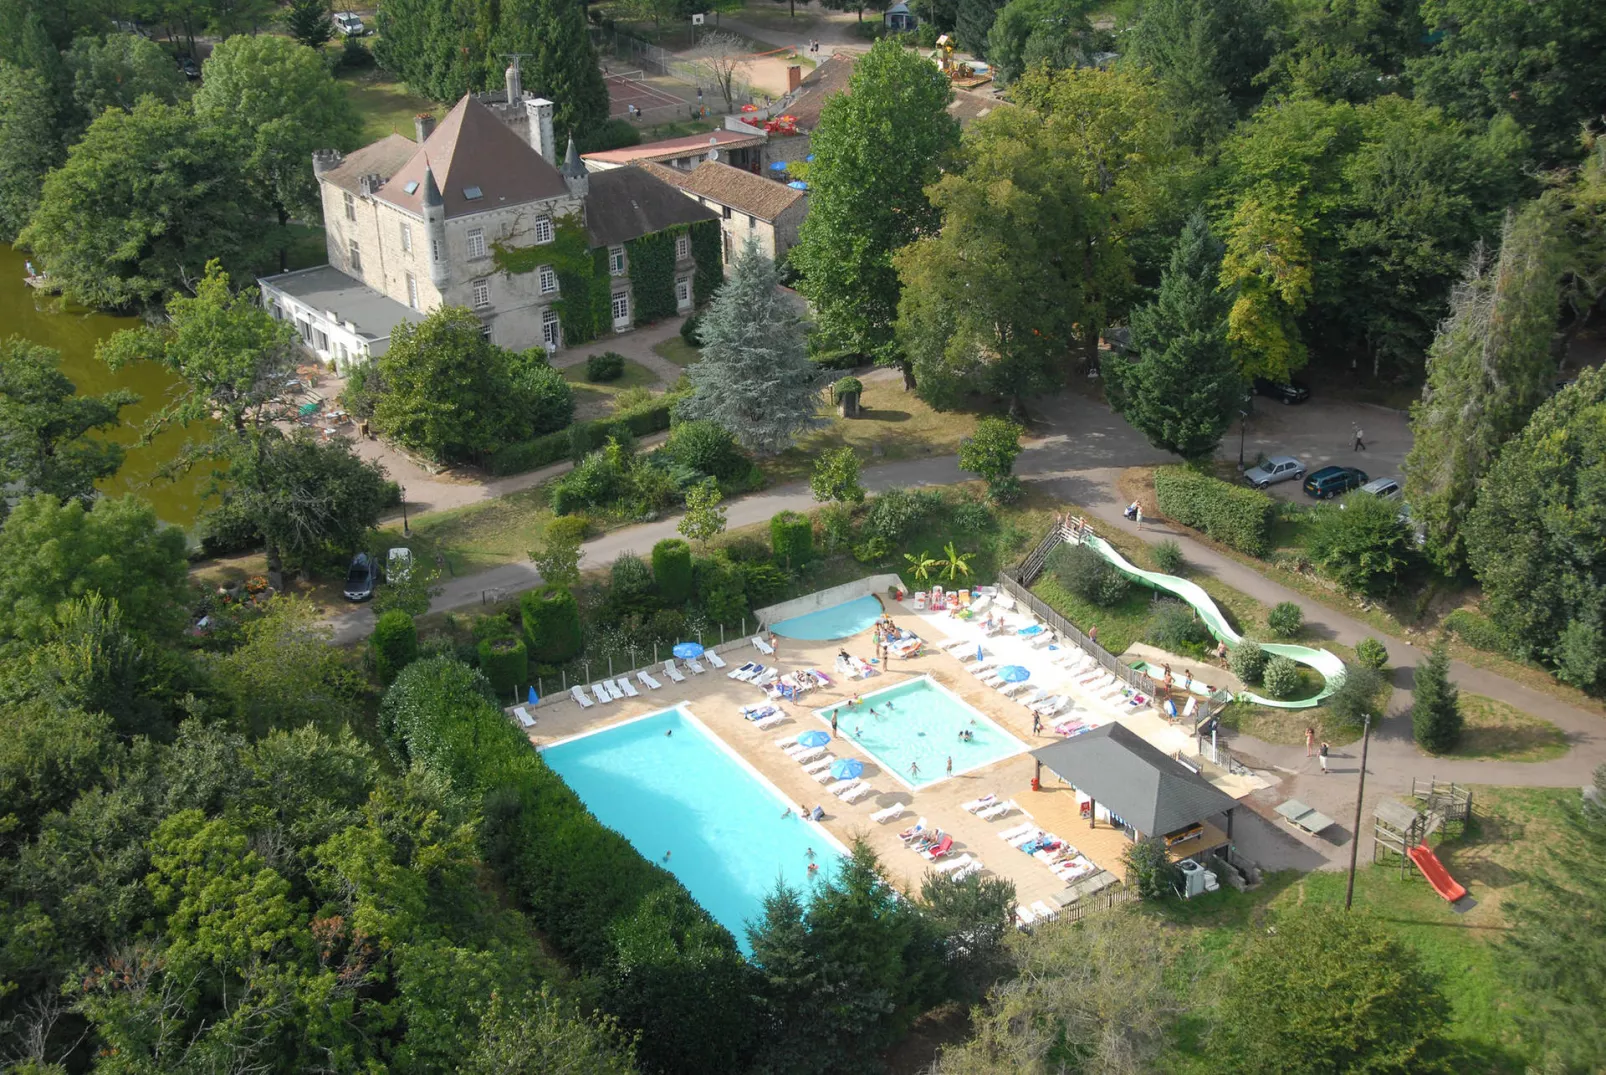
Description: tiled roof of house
637,160,805,221
949,87,1003,126
786,52,860,131
584,167,719,247
582,128,766,166
376,96,569,219
320,134,418,195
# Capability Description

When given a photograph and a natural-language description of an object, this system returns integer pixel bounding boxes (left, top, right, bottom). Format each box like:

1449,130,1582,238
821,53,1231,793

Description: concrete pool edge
812,674,1029,792
755,573,904,629
539,703,854,864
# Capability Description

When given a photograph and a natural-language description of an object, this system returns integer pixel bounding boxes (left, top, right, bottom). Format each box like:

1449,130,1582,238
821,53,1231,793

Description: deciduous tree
0,61,63,242
810,445,864,506
1304,492,1416,595
677,477,727,548
1105,212,1243,461
0,337,136,508
958,416,1024,502
1122,0,1277,146
63,32,187,127
681,238,824,454
984,0,1095,85
792,40,959,377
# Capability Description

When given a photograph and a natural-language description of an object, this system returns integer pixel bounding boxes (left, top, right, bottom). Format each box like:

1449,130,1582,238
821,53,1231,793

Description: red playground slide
1408,844,1468,902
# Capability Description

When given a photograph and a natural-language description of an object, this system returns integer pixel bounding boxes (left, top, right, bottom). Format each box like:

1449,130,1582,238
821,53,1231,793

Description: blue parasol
672,641,705,659
769,160,789,171
829,758,864,780
805,153,815,162
797,730,831,748
997,665,1031,684
527,686,539,705
788,180,808,189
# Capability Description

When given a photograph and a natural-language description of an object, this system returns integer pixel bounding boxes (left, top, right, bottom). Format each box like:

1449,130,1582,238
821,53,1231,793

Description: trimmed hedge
486,401,673,476
586,351,626,382
521,584,582,662
370,610,418,685
770,510,813,567
477,635,528,696
379,658,757,1072
1153,467,1275,557
652,538,693,604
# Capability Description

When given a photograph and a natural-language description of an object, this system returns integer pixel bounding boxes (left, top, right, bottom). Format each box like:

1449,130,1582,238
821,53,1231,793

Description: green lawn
375,486,557,577
1156,785,1574,1072
561,359,663,420
653,337,702,368
339,71,436,144
1439,694,1569,763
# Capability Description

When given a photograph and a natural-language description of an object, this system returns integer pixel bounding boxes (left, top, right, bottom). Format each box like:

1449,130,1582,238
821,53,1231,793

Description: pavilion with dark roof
1030,723,1240,853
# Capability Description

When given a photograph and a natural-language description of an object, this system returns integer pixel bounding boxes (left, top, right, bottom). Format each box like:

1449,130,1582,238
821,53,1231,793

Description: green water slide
1070,531,1345,709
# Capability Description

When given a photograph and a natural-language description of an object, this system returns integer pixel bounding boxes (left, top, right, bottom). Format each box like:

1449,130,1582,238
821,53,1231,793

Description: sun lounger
753,668,779,687
961,794,998,813
706,651,727,669
1017,689,1050,708
827,778,859,795
976,800,1014,821
1030,631,1057,649
971,594,992,614
1030,694,1067,714
933,853,972,876
570,685,594,708
1010,829,1045,849
686,658,706,674
745,704,777,720
663,660,685,683
898,818,929,842
753,636,775,655
998,822,1036,841
951,859,983,882
921,835,955,861
803,756,835,775
638,670,662,690
1015,903,1036,926
590,684,612,705
842,783,875,804
811,668,833,686
616,677,639,697
1030,900,1058,922
870,803,906,824
606,680,626,701
513,706,536,728
753,714,786,730
998,682,1031,697
729,661,758,680
1182,696,1199,720
944,639,973,655
794,747,827,764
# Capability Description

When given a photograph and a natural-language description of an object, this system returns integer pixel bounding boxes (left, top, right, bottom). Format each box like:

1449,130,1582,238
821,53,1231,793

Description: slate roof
1031,723,1239,837
584,167,720,247
582,128,766,166
376,96,569,219
637,160,805,221
320,134,419,196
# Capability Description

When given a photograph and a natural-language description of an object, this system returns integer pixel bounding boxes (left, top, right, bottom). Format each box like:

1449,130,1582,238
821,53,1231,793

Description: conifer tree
1106,211,1246,461
682,237,825,455
1411,641,1462,753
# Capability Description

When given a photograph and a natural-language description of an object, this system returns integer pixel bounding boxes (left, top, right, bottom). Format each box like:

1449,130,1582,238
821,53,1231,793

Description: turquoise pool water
769,593,884,640
817,676,1025,788
541,708,841,951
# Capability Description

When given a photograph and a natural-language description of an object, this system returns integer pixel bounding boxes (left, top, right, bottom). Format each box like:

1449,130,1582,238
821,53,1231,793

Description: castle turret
505,57,523,103
561,135,588,199
422,164,448,287
312,148,343,176
525,97,556,166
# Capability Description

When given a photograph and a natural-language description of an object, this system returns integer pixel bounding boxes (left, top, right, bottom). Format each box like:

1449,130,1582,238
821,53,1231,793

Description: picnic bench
1275,799,1336,835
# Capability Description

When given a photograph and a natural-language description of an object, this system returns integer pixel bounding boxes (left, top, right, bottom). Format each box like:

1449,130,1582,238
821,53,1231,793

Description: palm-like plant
939,541,975,581
903,549,939,581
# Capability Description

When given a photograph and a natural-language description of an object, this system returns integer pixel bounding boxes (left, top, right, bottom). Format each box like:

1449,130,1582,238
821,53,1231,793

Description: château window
609,246,626,275
343,191,355,221
406,273,419,310
348,239,361,271
538,266,557,294
675,235,690,260
466,227,487,260
472,277,491,308
533,216,554,244
401,223,413,252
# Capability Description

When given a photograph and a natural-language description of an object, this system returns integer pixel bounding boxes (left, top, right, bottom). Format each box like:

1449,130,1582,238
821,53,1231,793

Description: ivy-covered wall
626,228,678,327
689,219,721,305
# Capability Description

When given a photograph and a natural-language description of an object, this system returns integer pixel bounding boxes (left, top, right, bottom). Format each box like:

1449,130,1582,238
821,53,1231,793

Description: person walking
1134,505,1143,529
1353,426,1366,451
1304,726,1315,757
831,711,838,736
1032,713,1042,735
1318,741,1330,773
1088,624,1098,646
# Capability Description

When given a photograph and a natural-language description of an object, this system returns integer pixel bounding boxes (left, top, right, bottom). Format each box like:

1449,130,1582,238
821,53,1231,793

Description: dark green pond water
3,245,220,529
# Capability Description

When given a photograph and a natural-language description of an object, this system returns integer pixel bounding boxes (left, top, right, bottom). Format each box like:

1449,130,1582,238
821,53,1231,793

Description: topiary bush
770,510,813,568
1268,601,1303,638
651,538,693,605
586,351,626,382
1229,639,1268,684
666,419,747,480
370,610,418,685
1262,655,1300,698
1146,599,1211,653
1355,637,1389,670
1153,539,1185,575
1153,467,1275,556
1048,543,1130,608
520,584,582,662
477,635,528,697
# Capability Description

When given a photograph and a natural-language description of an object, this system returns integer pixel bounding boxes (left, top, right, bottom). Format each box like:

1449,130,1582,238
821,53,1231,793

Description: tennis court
604,70,689,118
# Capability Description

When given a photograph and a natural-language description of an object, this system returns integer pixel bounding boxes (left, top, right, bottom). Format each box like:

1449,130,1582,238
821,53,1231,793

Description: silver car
1244,455,1304,489
1360,476,1402,500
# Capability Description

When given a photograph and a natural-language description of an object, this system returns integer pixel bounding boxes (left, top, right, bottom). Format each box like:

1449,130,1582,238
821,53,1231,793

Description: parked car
334,11,368,35
1244,455,1305,489
1357,476,1402,501
177,54,200,80
1252,377,1311,405
343,553,375,601
387,547,414,583
1304,466,1369,499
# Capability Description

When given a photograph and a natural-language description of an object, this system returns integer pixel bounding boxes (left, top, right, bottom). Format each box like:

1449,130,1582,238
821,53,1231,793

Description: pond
3,245,220,530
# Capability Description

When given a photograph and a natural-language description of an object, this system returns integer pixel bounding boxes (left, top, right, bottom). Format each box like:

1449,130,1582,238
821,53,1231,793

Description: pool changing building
258,60,718,370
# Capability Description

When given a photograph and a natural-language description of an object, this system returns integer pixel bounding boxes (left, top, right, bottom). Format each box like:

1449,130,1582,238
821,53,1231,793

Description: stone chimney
787,65,802,93
358,173,383,196
525,97,556,166
505,57,523,103
415,112,437,143
312,148,343,176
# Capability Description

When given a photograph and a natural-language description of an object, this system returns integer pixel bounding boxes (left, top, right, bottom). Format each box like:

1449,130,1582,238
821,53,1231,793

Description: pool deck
519,593,1252,910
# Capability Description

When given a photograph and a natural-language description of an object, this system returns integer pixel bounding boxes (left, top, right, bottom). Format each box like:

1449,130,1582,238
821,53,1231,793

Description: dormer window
533,216,554,244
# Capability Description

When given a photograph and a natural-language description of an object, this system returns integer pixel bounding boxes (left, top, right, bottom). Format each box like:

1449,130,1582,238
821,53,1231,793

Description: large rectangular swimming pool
541,707,843,952
816,676,1026,788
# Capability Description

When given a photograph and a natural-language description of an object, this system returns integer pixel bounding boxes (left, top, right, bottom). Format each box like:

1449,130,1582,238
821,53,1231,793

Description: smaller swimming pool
817,676,1025,788
769,593,884,641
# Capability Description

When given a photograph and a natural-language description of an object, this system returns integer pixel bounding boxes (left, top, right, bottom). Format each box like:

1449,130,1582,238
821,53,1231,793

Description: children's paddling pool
769,593,884,640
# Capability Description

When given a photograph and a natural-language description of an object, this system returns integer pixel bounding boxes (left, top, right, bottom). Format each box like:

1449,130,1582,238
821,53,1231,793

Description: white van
334,12,367,36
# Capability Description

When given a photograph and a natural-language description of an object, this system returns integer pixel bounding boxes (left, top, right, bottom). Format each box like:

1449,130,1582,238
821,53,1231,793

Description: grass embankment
1119,464,1605,721
1154,785,1574,1073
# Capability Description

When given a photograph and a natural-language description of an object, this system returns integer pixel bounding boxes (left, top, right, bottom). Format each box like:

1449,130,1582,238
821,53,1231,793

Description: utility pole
1345,712,1372,911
